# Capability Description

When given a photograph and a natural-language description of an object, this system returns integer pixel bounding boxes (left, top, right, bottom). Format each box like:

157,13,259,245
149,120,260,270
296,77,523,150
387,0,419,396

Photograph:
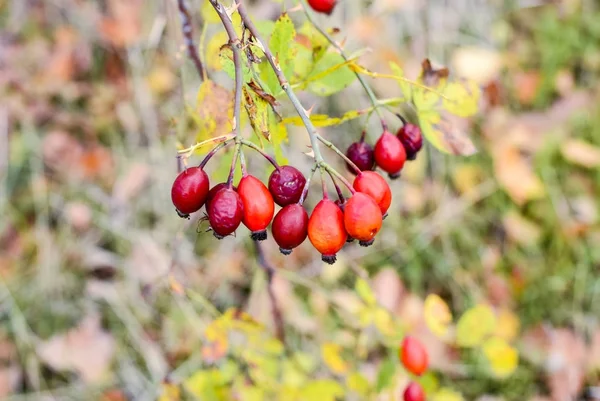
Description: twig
299,0,387,130
254,241,285,343
177,0,206,80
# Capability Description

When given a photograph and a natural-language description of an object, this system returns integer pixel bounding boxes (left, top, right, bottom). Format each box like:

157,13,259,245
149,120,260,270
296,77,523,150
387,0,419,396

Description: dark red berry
346,141,374,173
403,382,425,401
207,187,244,239
353,171,392,214
272,204,309,254
171,167,210,217
307,0,337,15
268,166,306,207
400,336,429,376
308,199,347,264
238,175,275,241
344,193,382,247
374,131,407,179
205,182,228,211
397,123,423,160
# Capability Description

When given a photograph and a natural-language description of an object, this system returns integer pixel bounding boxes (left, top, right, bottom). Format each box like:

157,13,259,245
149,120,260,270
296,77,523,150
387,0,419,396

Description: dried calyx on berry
374,130,407,179
171,166,210,218
238,175,275,241
397,122,423,160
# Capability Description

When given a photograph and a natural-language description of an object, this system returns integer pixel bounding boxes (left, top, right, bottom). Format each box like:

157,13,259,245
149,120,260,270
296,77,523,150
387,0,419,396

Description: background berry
171,167,210,216
346,141,375,173
353,171,392,214
238,175,275,241
208,187,244,239
268,166,307,206
308,199,347,264
307,0,337,15
272,204,309,254
374,131,407,179
400,336,429,376
397,123,423,160
403,381,425,401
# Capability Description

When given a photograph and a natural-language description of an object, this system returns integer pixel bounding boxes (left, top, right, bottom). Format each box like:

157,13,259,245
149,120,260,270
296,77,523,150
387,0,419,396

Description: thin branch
299,0,387,130
316,134,361,174
177,0,206,80
235,0,325,164
254,241,285,343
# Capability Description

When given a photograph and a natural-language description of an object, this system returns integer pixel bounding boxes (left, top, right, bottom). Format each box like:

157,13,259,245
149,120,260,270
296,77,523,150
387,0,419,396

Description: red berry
307,0,337,14
397,123,423,160
238,175,275,241
272,204,309,254
374,131,407,179
171,167,210,217
207,187,244,239
268,166,307,206
353,171,392,214
400,336,429,376
205,182,229,211
344,193,382,247
403,382,425,401
308,199,347,264
346,141,374,173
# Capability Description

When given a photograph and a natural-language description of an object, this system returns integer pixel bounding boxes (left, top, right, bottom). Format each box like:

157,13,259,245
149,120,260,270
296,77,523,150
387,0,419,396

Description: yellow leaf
424,294,452,338
442,80,481,117
482,336,519,378
419,110,477,156
321,343,349,375
432,388,465,401
493,144,545,205
347,372,370,395
300,380,344,401
205,31,228,71
355,278,377,306
494,309,520,342
456,304,496,348
158,383,180,401
200,1,221,24
194,80,233,141
373,308,396,337
282,108,365,127
561,139,600,168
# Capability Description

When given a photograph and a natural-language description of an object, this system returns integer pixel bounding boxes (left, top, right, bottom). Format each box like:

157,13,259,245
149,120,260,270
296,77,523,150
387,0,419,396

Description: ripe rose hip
403,381,425,401
334,199,355,243
353,171,392,214
307,0,337,15
238,175,275,241
308,199,347,264
208,187,244,239
346,141,374,173
374,131,407,179
205,182,229,211
268,166,307,207
400,336,429,376
397,123,423,160
272,204,309,255
344,193,383,247
171,167,210,217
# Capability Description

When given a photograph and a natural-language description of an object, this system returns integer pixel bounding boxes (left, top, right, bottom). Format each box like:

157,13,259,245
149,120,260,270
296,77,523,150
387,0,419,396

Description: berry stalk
299,164,319,205
321,162,355,194
199,139,234,168
300,0,387,131
316,134,361,174
241,139,280,170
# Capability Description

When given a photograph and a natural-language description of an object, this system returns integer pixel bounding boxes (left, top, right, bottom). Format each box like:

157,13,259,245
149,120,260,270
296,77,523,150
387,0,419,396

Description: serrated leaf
261,13,296,93
355,278,376,306
243,86,270,141
456,304,496,347
424,294,452,338
307,52,356,96
482,337,518,378
375,358,397,391
321,342,349,375
300,380,344,401
194,80,233,141
347,372,370,395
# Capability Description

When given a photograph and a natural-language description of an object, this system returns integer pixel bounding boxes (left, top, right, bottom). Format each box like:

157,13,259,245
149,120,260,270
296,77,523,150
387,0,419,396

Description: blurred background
1,0,600,399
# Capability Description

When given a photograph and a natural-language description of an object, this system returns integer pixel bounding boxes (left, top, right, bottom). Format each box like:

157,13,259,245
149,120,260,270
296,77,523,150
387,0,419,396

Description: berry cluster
171,122,422,264
399,336,429,401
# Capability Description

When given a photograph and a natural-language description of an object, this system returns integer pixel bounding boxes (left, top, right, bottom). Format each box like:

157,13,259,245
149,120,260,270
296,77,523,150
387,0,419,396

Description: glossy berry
207,187,244,239
307,0,337,15
334,199,355,243
205,182,229,211
397,123,423,160
171,167,210,217
272,204,309,254
400,336,429,376
403,382,425,401
346,141,374,173
308,199,347,264
374,131,407,179
268,166,307,207
238,175,275,241
353,171,392,214
344,193,382,247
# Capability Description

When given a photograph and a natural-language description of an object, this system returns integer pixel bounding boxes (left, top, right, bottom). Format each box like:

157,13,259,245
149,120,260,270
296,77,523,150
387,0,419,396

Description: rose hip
171,167,210,217
272,204,309,254
268,166,307,207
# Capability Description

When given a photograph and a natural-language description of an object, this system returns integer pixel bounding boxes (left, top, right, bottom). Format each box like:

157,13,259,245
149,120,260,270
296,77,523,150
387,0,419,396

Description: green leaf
355,278,376,306
376,358,397,392
268,112,288,165
261,13,296,93
220,47,253,83
347,372,370,396
307,52,357,96
300,380,344,401
456,304,496,347
389,62,412,99
243,86,270,141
